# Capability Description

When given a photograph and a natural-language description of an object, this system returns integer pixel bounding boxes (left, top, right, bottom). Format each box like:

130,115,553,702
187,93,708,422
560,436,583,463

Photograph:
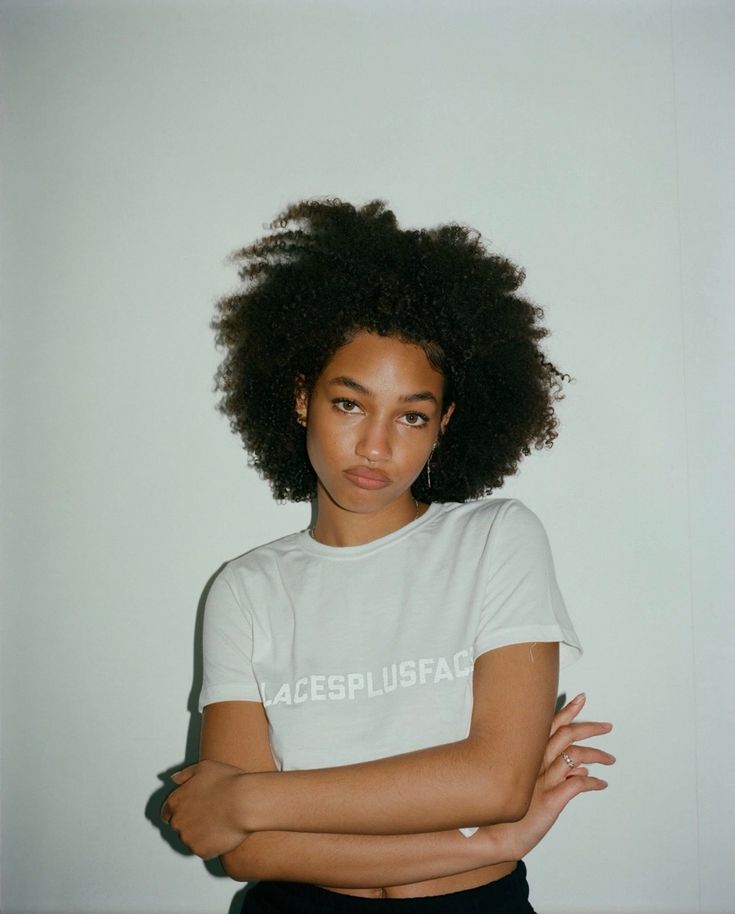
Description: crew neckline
297,501,443,558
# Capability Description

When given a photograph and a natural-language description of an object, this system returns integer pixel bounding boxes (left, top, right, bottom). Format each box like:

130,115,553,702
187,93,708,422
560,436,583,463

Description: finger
551,773,609,805
579,747,616,766
160,801,172,825
563,745,616,767
549,693,586,738
549,747,616,783
171,765,197,784
569,775,608,792
546,720,613,760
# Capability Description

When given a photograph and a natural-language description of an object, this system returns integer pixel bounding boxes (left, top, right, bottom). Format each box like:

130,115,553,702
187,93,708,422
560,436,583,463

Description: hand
490,693,615,860
160,759,251,859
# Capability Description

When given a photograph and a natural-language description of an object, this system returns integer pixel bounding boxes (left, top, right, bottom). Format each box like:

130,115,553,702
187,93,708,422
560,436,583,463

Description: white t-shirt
199,497,582,837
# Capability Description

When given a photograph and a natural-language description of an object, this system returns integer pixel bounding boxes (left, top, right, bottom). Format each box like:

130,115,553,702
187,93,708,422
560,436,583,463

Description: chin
319,480,395,514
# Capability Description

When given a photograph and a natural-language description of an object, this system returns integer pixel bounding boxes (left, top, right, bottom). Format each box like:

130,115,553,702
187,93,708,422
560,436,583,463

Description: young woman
161,199,614,913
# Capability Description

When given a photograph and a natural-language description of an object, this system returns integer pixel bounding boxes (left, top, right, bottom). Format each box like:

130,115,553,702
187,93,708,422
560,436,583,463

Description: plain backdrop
1,1,733,912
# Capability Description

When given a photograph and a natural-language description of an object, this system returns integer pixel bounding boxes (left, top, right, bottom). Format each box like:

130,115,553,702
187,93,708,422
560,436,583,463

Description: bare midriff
316,860,517,898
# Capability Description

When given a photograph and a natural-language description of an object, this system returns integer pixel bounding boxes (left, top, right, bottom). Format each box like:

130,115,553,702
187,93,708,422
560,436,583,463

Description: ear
439,401,455,436
294,373,309,426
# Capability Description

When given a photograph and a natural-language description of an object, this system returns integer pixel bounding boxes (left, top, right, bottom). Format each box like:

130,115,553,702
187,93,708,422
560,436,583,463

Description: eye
332,398,362,414
400,412,430,427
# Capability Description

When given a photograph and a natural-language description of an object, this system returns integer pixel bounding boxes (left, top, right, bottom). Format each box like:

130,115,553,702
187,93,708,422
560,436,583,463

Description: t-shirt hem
474,623,583,669
198,685,262,712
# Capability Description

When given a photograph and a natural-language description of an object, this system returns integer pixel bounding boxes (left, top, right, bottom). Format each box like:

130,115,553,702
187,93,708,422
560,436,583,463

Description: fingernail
572,693,585,704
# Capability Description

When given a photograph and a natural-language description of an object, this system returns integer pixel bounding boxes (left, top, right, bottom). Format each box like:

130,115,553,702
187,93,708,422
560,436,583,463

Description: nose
355,417,392,463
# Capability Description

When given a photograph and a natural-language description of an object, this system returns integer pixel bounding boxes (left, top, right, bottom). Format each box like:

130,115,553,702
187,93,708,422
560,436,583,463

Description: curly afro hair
211,197,569,504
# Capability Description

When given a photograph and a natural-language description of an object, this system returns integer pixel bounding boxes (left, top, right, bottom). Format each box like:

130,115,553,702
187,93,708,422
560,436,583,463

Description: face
296,331,454,516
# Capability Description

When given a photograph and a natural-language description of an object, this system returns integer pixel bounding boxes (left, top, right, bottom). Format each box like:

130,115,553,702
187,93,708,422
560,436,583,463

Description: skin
294,331,455,547
162,331,615,896
187,693,612,895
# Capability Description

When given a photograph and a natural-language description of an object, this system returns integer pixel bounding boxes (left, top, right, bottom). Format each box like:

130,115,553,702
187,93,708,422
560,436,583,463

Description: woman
161,198,614,912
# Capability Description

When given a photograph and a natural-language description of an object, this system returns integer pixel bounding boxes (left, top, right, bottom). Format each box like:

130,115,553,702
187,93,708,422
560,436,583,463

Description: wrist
233,770,267,833
465,827,498,868
479,823,520,865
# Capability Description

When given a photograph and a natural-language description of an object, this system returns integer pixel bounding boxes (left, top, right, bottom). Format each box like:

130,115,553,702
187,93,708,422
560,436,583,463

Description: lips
343,466,391,489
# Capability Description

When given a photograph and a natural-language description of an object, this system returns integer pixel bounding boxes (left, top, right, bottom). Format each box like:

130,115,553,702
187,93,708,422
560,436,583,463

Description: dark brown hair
211,198,569,503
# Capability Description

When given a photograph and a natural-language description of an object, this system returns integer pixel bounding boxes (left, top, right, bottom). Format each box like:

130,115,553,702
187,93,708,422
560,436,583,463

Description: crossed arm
163,642,614,885
202,703,511,886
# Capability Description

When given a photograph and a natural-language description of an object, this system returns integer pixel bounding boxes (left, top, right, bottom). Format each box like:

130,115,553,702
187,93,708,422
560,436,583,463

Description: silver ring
561,750,576,769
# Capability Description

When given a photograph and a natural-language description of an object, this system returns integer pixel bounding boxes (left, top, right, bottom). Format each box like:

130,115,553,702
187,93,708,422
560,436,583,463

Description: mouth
343,466,391,489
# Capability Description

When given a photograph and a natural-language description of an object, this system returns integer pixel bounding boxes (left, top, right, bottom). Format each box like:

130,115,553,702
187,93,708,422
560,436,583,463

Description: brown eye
401,412,429,427
333,398,361,414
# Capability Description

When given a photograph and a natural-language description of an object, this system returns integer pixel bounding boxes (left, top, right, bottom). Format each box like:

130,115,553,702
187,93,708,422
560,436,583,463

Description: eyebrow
328,375,438,405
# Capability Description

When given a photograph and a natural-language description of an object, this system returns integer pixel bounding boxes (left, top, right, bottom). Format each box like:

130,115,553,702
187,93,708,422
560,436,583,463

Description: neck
310,488,426,547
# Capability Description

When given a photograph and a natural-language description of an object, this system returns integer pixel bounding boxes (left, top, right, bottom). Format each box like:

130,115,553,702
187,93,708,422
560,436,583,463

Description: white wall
1,1,732,912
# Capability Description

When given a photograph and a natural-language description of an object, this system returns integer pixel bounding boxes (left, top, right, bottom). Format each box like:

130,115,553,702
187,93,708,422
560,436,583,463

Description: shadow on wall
143,566,262,911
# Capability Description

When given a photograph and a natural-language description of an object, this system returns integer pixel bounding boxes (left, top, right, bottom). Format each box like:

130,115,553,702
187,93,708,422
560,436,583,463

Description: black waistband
245,860,531,913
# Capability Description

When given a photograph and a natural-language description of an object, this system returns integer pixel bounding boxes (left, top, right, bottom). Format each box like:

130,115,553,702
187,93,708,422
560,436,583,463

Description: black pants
240,860,536,913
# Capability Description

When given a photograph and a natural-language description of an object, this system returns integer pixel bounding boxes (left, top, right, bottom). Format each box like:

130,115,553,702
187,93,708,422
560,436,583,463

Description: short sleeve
198,568,262,711
474,500,582,668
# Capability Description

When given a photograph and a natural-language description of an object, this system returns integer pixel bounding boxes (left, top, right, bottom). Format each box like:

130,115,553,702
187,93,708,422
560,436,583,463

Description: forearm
231,645,558,837
221,824,514,886
240,737,533,836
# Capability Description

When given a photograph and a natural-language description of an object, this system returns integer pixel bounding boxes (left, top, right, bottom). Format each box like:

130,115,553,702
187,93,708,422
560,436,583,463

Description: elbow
475,772,535,826
220,850,251,882
500,790,533,823
476,797,529,827
221,838,269,882
501,772,536,823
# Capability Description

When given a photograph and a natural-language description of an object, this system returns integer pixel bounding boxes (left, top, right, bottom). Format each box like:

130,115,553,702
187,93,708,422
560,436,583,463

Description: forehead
320,331,444,394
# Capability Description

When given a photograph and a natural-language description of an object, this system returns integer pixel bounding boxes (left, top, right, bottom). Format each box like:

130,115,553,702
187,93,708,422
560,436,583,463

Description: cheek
414,440,434,468
395,430,433,469
306,419,346,466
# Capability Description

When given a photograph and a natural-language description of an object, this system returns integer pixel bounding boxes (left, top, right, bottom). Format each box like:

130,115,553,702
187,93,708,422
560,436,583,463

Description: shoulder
209,528,306,603
220,528,304,575
432,497,542,536
429,498,554,567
